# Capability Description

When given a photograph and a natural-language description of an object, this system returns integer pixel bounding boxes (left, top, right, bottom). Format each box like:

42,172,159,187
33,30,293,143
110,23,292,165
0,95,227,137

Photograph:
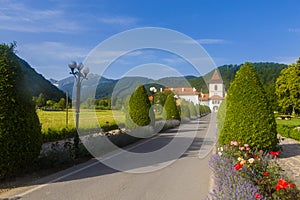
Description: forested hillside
18,57,65,101
55,62,287,111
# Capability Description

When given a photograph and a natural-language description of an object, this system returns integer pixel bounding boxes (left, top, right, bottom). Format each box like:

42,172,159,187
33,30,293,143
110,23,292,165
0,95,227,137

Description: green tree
126,85,154,129
36,93,45,108
46,99,55,108
219,62,278,151
163,94,180,120
56,98,66,110
217,99,226,134
180,99,190,120
188,102,197,119
275,58,300,114
0,44,42,178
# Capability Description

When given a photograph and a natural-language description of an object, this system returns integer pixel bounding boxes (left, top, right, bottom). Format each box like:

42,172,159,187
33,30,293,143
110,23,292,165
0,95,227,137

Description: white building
207,69,225,112
166,87,199,105
163,69,225,112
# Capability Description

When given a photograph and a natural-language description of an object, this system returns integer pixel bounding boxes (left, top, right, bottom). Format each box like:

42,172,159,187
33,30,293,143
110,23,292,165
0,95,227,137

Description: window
214,85,218,91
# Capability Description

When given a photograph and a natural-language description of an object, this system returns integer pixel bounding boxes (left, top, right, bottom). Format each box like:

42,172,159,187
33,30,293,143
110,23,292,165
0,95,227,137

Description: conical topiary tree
188,102,197,119
180,99,190,121
163,94,180,120
219,62,278,150
126,85,154,129
0,44,42,178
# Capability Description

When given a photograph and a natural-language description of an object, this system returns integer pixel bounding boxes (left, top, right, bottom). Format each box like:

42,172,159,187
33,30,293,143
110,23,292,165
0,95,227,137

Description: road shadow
0,114,216,197
279,143,300,158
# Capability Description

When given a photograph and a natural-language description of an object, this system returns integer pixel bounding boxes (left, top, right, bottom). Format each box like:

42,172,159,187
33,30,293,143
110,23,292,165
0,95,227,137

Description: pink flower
246,147,250,151
239,146,245,151
244,144,249,147
230,141,238,146
240,159,246,165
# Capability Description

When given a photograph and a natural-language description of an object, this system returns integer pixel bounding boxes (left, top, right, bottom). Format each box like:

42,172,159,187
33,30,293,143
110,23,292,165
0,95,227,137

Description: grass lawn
37,109,125,132
276,116,300,126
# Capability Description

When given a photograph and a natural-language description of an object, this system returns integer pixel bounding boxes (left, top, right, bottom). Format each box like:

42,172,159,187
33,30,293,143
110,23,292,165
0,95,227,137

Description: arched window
214,85,218,91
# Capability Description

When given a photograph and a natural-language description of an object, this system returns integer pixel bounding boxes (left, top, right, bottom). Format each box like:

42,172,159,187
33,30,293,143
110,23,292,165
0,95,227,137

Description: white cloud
20,42,88,60
97,16,139,26
196,39,228,44
0,0,79,33
175,38,229,45
275,56,298,65
288,28,300,33
17,41,89,79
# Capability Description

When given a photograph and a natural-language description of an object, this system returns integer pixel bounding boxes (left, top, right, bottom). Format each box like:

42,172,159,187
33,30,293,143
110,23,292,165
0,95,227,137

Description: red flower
270,151,280,157
263,171,269,176
254,154,259,158
254,193,262,199
275,185,282,191
234,163,243,170
275,179,294,191
278,179,289,188
289,183,295,188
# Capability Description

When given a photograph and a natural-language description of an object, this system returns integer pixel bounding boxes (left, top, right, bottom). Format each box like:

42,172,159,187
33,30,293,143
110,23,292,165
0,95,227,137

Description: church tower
208,69,225,112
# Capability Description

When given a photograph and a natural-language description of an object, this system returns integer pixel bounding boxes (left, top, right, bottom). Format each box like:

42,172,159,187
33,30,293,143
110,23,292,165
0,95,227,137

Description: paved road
1,114,216,200
277,136,300,189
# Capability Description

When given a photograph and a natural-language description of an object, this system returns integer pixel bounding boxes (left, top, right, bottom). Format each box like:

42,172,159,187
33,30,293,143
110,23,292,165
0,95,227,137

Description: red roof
209,69,223,84
164,87,199,95
199,93,209,100
210,95,224,100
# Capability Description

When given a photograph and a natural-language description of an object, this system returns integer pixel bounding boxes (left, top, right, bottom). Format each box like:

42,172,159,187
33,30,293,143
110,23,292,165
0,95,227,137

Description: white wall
178,94,199,105
209,83,224,97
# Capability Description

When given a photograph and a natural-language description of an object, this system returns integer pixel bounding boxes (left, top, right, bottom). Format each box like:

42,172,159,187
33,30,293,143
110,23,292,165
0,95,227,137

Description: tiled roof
199,93,209,100
209,69,223,84
210,95,224,100
164,87,199,95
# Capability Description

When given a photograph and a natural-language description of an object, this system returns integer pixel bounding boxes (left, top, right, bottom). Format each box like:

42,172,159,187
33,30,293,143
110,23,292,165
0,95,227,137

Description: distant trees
275,58,300,115
218,62,287,111
219,62,278,151
34,94,67,110
0,44,42,178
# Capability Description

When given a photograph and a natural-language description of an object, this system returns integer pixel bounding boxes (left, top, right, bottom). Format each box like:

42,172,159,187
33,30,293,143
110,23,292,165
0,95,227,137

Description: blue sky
1,0,300,80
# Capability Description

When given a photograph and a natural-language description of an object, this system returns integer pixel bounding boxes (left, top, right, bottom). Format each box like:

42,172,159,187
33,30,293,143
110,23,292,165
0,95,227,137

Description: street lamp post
149,86,157,105
68,61,89,153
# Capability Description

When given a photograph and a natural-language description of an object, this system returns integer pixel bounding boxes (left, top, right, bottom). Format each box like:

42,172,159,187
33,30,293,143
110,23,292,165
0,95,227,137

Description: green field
276,116,300,126
37,109,125,132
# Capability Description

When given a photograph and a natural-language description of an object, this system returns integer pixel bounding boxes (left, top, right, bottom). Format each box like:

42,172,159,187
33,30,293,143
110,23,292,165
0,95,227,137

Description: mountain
17,57,65,101
55,62,288,100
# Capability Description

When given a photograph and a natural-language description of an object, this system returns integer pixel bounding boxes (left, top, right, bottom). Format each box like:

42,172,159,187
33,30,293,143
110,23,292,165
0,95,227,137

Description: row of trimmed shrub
42,123,121,143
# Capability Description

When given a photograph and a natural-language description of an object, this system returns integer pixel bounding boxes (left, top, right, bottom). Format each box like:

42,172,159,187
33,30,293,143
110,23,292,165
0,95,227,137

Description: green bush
42,128,77,143
180,100,190,122
188,102,197,119
277,124,300,141
0,44,42,178
198,105,210,116
126,85,154,129
163,94,180,120
217,99,226,134
219,62,278,151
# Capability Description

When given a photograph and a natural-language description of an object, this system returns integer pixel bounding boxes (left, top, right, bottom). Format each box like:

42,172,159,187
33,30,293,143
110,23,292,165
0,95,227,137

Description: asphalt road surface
1,114,217,200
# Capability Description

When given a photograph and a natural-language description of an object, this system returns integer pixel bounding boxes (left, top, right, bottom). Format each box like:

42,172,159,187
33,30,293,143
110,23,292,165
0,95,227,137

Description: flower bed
207,141,300,199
